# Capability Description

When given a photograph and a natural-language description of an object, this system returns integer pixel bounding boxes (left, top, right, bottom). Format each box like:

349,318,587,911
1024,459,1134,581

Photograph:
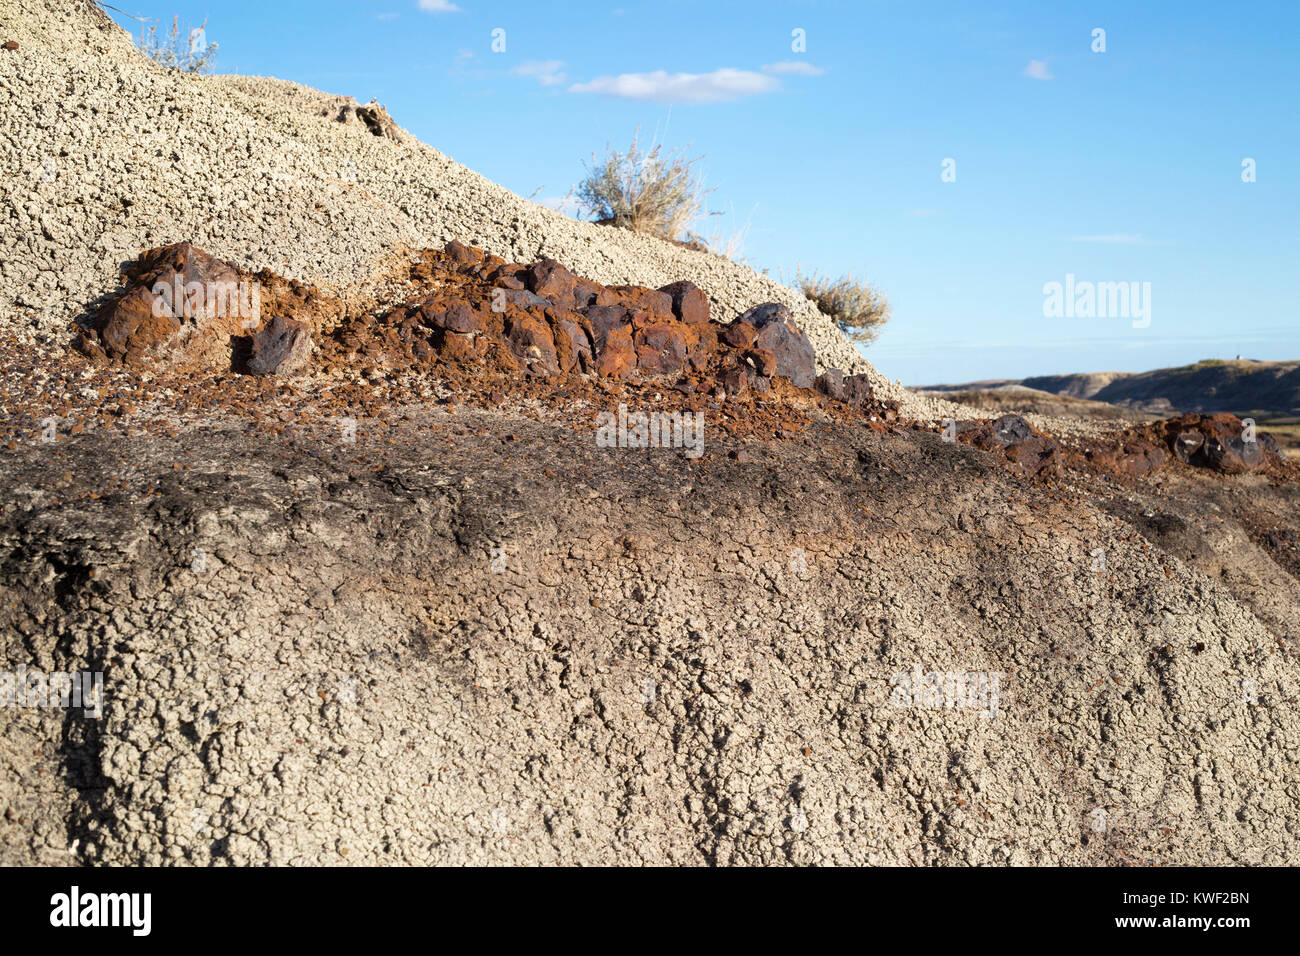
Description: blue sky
108,0,1298,384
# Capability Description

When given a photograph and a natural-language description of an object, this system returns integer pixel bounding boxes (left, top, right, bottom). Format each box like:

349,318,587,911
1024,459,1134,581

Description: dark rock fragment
635,323,688,376
526,259,576,305
721,320,757,349
816,369,875,406
658,281,710,325
248,316,312,376
738,302,816,388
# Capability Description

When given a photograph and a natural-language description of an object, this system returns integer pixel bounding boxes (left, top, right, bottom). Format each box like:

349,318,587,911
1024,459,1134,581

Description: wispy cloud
1022,58,1053,80
417,0,460,13
512,60,567,87
445,48,476,79
1067,234,1165,245
762,60,826,76
569,68,778,103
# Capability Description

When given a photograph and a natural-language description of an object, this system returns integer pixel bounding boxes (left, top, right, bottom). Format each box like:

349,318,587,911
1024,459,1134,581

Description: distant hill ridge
926,359,1300,416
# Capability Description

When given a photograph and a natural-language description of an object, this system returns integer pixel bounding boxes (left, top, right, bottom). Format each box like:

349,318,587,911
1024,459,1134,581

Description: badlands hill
2,1,1299,867
0,0,949,417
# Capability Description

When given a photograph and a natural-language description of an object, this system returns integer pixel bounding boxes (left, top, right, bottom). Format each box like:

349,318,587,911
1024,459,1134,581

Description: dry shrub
137,15,219,74
576,134,711,241
795,270,891,343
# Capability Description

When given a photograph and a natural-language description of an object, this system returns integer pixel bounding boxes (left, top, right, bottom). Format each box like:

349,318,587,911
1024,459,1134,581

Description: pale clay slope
0,0,983,424
4,419,1299,866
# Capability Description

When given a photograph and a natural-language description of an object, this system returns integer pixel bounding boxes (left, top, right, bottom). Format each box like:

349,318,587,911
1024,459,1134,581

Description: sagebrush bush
795,270,891,343
137,15,219,74
576,134,710,241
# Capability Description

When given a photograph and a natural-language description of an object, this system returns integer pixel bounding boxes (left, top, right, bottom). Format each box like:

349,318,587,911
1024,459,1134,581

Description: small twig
96,2,150,22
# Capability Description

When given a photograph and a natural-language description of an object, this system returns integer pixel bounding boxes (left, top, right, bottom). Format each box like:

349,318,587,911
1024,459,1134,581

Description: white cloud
569,68,778,103
762,61,825,76
512,60,567,87
417,0,460,13
1022,59,1053,80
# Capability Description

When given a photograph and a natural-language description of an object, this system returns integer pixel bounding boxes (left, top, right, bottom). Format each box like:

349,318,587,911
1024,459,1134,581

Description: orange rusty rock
595,325,636,380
